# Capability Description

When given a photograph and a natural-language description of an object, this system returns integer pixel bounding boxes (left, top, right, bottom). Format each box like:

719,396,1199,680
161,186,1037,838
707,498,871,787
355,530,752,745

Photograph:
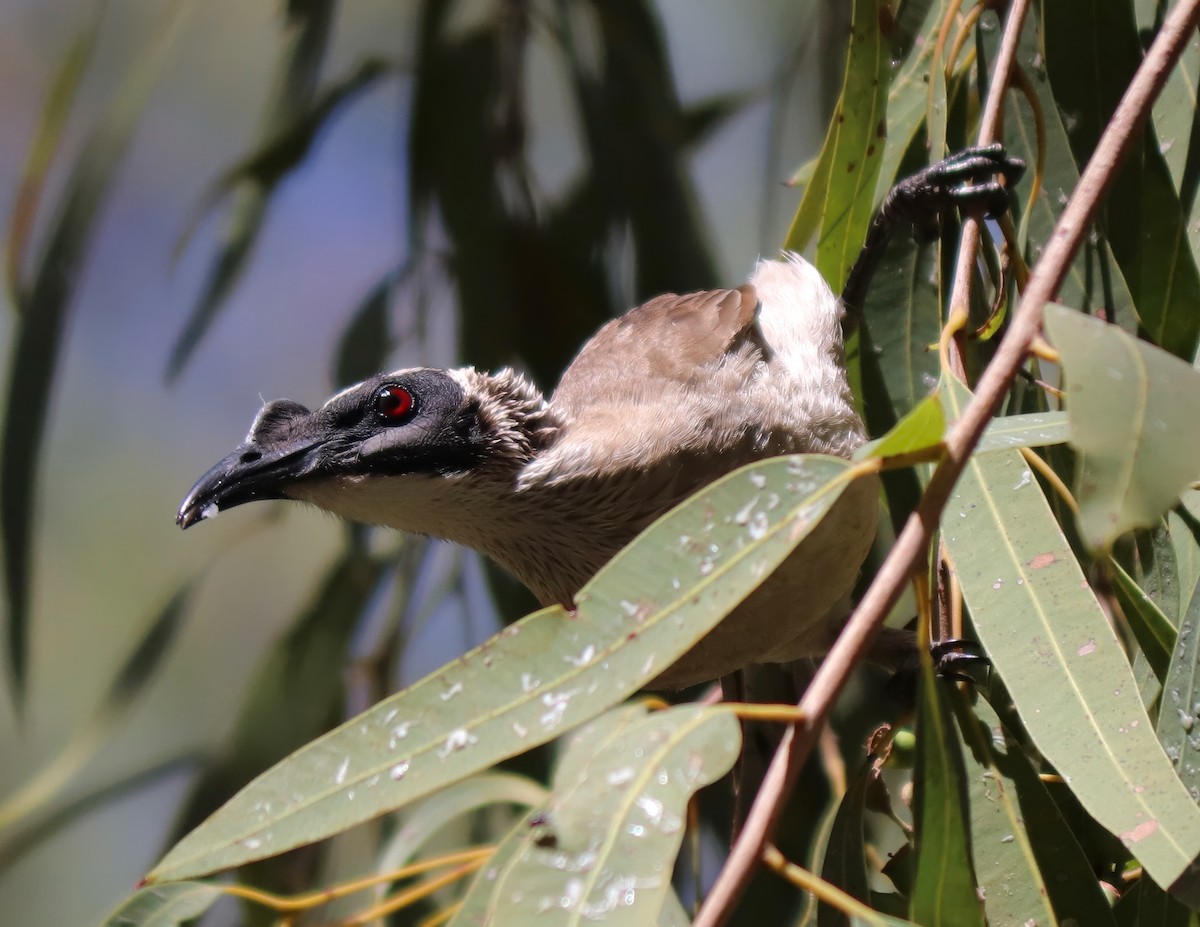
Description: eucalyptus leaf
101,882,220,927
941,378,1200,906
1044,303,1200,550
148,455,859,880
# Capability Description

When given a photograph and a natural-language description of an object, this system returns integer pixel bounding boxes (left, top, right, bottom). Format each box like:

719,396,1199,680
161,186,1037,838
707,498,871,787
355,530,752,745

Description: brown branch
694,1,1200,924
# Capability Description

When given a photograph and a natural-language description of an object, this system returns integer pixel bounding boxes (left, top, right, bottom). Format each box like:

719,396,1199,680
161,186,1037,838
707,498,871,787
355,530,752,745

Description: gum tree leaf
786,0,891,293
488,706,739,925
1157,575,1200,800
856,392,945,460
147,455,862,881
1043,303,1200,551
941,377,1200,907
909,667,983,926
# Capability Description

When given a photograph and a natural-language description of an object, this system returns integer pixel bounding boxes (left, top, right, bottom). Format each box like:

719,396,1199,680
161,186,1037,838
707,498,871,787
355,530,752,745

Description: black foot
886,143,1026,239
886,638,991,708
930,637,991,684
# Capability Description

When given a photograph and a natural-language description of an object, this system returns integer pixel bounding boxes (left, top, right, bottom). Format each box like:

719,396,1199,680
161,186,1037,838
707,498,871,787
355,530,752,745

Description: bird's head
177,367,558,532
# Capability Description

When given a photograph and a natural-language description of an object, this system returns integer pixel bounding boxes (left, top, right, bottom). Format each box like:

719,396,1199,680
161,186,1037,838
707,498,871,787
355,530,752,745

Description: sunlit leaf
941,377,1200,907
489,706,739,925
974,411,1070,453
786,0,891,294
856,392,945,460
1044,303,1200,550
148,455,861,880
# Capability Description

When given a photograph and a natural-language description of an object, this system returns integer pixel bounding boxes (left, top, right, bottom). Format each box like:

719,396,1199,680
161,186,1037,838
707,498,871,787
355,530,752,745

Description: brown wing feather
551,284,759,418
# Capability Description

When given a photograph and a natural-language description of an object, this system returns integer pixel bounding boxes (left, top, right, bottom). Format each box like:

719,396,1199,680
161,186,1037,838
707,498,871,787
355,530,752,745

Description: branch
695,1,1200,924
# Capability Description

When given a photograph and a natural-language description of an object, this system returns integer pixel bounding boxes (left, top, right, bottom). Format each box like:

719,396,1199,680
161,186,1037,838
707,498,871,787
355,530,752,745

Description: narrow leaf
0,1,192,708
856,392,945,460
1157,574,1200,800
786,0,891,293
909,670,983,926
1044,303,1200,550
1111,561,1176,681
941,378,1200,906
148,455,861,880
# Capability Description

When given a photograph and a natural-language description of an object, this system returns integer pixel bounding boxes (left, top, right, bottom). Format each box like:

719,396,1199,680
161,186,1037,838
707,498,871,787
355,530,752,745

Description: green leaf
856,392,945,460
974,411,1070,453
909,671,983,926
0,1,192,709
488,706,739,925
148,455,860,881
874,0,945,203
1111,561,1176,682
1004,0,1138,332
1044,303,1200,551
956,694,1117,926
941,377,1200,907
785,0,891,293
101,882,220,927
818,758,877,921
1043,0,1200,359
1157,574,1200,800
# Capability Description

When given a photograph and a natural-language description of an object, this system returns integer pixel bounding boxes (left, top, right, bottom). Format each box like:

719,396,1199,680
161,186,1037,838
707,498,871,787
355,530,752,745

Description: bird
177,146,1022,690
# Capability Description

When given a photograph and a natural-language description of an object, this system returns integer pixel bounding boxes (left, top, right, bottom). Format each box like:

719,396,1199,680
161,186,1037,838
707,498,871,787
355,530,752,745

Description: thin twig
694,1,1200,924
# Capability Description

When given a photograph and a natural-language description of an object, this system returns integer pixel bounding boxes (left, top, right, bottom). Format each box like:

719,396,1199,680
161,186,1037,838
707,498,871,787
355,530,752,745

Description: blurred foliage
7,0,1200,925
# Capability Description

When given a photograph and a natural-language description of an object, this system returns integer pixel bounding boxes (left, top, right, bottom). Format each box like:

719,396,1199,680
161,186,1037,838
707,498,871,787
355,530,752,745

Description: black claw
931,638,991,684
885,144,1025,230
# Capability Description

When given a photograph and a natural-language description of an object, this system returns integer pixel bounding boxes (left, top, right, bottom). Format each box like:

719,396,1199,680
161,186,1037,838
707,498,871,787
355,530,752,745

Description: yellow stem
1019,447,1078,514
762,845,880,919
339,861,484,926
221,847,493,914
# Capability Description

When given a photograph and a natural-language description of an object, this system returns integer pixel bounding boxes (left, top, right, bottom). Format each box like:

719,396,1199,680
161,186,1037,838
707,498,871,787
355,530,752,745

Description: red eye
375,385,413,421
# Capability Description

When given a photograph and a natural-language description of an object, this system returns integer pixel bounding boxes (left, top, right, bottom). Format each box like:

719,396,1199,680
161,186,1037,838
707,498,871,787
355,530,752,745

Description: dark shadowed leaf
166,1,353,381
1043,0,1200,359
909,668,983,926
334,267,400,388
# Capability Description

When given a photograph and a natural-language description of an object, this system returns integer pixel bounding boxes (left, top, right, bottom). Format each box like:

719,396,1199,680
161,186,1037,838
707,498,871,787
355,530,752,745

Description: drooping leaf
974,411,1070,453
817,757,878,923
1043,0,1200,359
1044,303,1200,551
0,1,192,708
4,2,103,307
941,377,1200,907
909,668,983,926
148,455,860,880
1004,0,1138,332
786,0,891,295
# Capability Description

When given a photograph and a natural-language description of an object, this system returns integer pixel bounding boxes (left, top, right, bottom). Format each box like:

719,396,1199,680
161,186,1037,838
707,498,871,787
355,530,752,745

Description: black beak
177,435,325,529
178,398,331,529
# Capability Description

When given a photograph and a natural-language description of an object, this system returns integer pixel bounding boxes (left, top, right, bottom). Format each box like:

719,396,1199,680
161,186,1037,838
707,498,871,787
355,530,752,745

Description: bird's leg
840,143,1026,334
930,637,991,685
